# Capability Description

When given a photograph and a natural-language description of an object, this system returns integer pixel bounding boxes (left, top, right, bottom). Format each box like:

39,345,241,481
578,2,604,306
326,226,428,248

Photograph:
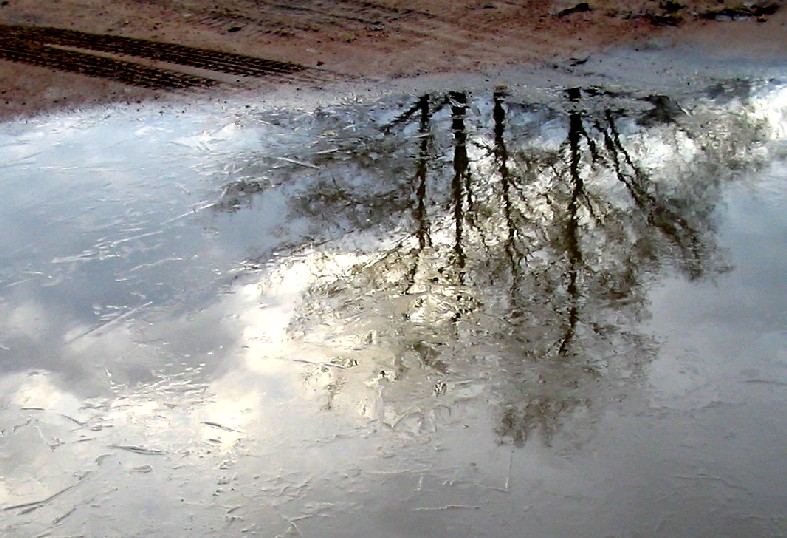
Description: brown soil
0,0,784,119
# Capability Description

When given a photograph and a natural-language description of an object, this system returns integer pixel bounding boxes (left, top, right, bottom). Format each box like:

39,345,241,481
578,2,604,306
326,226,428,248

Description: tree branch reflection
213,86,768,446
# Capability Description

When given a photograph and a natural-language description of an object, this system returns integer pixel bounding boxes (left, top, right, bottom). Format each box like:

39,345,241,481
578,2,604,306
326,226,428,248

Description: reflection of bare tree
406,94,434,292
219,87,769,446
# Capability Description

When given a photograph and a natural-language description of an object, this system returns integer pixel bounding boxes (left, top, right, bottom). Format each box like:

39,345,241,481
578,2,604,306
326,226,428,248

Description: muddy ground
0,0,785,119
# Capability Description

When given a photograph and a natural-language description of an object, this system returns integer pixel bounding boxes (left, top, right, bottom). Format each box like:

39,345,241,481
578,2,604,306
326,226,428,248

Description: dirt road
0,0,784,118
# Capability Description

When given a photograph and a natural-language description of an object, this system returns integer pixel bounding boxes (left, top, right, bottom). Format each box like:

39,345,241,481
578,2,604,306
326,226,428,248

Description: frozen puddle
1,80,785,537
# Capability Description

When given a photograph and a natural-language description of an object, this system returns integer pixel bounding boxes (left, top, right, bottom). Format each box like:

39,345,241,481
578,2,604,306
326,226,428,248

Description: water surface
1,80,785,537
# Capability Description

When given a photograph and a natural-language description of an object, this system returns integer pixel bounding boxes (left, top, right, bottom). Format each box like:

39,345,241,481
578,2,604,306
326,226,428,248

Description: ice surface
0,79,785,537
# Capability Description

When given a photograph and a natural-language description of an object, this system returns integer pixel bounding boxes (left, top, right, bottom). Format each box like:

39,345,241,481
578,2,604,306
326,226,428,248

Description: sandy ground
0,0,785,119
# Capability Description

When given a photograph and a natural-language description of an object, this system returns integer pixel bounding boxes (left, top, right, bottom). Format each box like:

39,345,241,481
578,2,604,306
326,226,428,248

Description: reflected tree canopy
214,85,771,446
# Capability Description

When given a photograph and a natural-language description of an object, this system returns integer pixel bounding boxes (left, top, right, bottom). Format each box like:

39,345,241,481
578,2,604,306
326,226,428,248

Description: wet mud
2,0,784,118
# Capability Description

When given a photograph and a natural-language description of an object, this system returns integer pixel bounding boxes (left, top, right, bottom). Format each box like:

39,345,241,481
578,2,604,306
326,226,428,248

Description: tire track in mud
0,24,324,90
0,37,217,89
201,0,419,36
196,0,546,64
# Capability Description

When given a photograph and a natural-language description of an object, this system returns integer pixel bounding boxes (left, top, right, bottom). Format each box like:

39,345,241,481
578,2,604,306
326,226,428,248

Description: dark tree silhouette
212,85,771,446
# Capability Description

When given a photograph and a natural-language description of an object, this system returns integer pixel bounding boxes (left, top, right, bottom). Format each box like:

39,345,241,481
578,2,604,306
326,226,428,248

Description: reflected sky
0,81,785,537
